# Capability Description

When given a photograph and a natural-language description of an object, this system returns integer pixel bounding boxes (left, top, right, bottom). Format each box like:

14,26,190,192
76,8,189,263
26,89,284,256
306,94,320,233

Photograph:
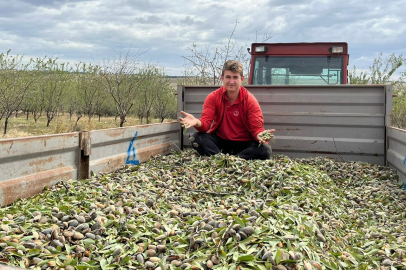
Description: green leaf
233,251,239,262
237,255,255,262
220,250,227,259
9,251,24,258
257,264,268,270
82,238,96,246
239,243,247,251
275,249,282,264
20,235,35,242
27,249,42,257
100,258,108,270
234,216,245,227
76,266,98,270
38,259,52,266
4,240,26,252
229,264,237,270
365,249,379,256
65,244,71,255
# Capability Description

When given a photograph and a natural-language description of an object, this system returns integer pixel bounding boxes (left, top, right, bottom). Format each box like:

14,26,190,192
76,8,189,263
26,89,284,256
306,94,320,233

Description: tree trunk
146,111,150,124
73,115,82,131
47,118,51,127
4,117,9,134
120,115,125,127
26,111,29,120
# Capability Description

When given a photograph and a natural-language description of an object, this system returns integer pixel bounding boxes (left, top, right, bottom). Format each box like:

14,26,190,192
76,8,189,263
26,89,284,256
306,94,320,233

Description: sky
0,0,405,77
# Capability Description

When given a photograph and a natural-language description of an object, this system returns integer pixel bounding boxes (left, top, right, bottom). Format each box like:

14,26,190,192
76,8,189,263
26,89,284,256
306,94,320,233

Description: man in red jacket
179,60,274,160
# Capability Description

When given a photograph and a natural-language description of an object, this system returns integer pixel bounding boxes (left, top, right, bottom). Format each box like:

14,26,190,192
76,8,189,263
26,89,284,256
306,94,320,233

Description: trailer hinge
80,131,91,156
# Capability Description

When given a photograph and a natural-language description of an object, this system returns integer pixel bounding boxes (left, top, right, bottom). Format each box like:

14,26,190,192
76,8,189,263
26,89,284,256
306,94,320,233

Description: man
179,60,274,160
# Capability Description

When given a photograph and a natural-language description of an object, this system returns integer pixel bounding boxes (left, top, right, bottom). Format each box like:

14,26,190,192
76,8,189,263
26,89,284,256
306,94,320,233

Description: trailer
0,84,404,208
0,84,406,270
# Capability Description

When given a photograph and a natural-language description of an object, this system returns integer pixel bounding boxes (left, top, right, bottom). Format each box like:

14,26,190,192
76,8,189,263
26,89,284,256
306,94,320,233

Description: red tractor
248,42,349,85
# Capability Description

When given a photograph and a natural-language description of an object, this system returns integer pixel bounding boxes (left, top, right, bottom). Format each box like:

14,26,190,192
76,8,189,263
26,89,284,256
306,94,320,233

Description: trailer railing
387,127,406,184
0,122,180,206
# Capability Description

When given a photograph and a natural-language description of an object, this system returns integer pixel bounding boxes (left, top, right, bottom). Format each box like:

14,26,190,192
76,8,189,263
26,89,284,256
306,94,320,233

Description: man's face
221,70,244,93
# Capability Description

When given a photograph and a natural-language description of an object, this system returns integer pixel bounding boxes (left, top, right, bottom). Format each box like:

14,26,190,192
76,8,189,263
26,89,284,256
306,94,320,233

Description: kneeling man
179,60,274,160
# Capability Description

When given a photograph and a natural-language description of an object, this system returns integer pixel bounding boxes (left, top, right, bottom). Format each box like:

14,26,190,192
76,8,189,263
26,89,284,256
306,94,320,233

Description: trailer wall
387,127,406,184
178,85,393,166
0,122,180,206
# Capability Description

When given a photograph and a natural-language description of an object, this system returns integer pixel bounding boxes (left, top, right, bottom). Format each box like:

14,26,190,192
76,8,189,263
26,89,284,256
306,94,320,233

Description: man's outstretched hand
178,111,201,129
257,129,275,144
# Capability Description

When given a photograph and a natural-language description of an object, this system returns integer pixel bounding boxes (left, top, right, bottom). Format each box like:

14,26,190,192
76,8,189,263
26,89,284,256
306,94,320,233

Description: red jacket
195,86,265,141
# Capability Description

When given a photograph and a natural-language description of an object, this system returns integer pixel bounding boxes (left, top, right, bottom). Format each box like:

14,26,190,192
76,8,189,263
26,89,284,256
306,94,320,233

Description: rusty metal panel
179,85,391,165
387,127,406,184
0,133,80,206
88,122,180,175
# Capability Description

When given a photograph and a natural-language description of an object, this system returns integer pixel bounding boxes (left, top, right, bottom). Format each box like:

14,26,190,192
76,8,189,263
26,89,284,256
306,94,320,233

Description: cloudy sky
1,0,405,76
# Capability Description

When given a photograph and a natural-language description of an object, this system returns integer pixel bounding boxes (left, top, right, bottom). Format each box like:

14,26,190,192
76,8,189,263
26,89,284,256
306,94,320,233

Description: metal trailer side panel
0,122,181,206
387,127,406,184
179,85,391,165
0,133,80,206
86,122,180,176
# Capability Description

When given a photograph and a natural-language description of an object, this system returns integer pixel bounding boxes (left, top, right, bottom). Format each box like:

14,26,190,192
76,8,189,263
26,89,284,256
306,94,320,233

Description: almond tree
154,84,177,122
134,66,162,124
151,69,176,122
36,58,71,127
0,50,34,134
99,49,149,127
73,62,105,121
349,52,405,128
393,71,406,129
22,78,45,122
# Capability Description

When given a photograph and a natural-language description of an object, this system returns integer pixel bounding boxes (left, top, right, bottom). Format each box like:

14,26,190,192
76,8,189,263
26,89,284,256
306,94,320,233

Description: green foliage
349,53,403,84
370,53,403,84
99,49,150,127
0,49,178,136
33,57,72,127
135,66,176,124
348,66,369,84
349,52,405,129
0,50,34,134
392,75,406,129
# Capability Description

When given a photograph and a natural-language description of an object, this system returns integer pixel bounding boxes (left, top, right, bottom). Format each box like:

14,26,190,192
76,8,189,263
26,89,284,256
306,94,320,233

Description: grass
0,113,173,139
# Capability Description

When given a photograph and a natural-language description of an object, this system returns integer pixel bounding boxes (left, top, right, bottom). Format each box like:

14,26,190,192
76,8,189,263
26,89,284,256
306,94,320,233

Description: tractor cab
248,42,349,85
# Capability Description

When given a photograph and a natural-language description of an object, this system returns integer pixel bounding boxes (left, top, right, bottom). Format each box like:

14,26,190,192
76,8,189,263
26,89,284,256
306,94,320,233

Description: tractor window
252,56,344,85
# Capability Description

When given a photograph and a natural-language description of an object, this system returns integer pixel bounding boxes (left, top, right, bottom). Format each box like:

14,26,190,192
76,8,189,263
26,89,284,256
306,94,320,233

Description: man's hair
222,60,243,77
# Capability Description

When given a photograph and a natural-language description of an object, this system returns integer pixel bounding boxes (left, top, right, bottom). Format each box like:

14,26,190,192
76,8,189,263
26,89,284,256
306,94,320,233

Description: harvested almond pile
0,149,405,270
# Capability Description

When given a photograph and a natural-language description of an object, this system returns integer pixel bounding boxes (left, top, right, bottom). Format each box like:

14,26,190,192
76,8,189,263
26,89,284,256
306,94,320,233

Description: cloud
0,0,405,75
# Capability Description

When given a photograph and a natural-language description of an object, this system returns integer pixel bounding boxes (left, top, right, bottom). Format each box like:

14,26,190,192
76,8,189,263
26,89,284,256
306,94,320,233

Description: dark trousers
190,132,272,160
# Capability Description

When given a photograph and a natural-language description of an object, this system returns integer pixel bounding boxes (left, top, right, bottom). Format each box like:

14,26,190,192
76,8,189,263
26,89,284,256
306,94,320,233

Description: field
0,113,173,140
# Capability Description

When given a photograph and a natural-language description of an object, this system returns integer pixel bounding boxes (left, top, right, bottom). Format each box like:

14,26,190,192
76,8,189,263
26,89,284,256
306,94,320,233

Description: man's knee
259,143,272,160
190,132,204,149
